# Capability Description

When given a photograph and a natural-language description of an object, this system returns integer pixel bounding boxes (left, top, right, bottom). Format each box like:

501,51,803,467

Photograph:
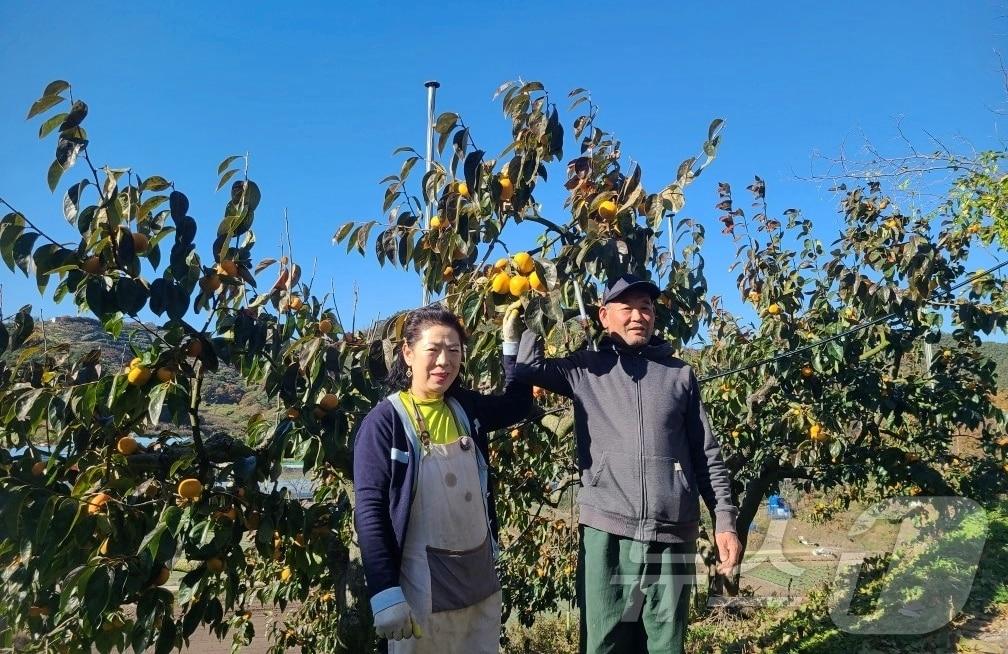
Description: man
511,273,741,653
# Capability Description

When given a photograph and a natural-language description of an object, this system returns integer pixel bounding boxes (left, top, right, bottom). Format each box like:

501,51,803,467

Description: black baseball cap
601,274,660,304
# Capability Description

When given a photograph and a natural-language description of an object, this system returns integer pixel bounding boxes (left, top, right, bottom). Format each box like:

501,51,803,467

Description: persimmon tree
0,81,385,653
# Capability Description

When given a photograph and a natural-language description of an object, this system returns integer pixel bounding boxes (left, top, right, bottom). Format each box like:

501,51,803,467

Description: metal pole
423,81,440,306
572,284,596,351
668,215,674,260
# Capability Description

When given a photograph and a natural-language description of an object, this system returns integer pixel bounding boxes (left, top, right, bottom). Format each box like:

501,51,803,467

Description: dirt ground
183,607,279,653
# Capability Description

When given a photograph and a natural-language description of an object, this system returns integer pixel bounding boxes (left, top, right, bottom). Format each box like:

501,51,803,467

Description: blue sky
0,1,1005,338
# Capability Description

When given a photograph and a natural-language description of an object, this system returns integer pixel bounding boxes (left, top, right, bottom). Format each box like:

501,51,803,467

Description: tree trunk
708,462,779,598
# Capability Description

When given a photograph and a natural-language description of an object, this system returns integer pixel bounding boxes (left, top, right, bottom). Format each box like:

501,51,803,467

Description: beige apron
389,437,502,654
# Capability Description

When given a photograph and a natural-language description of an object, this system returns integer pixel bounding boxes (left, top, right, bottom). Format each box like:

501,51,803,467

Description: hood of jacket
599,334,676,361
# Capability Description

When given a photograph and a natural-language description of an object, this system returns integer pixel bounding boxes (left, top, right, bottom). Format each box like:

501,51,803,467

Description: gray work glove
502,301,524,345
373,600,420,640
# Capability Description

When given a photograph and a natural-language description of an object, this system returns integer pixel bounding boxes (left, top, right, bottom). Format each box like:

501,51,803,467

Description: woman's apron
389,405,501,654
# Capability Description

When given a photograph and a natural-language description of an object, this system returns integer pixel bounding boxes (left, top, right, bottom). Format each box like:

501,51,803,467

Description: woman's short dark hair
385,304,468,393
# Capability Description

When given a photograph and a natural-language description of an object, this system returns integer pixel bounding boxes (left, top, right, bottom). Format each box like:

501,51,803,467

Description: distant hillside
978,340,1008,388
8,315,268,437
933,335,1008,390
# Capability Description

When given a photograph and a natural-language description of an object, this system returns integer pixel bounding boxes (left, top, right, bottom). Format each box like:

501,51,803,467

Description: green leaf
708,118,725,140
13,231,41,275
138,194,168,219
254,257,277,274
0,213,26,271
63,179,90,222
138,523,168,561
38,112,68,139
162,505,183,536
63,564,96,614
85,276,110,318
116,227,136,263
676,158,696,186
147,226,174,250
181,595,207,638
33,496,60,543
59,100,88,131
464,150,484,196
132,591,159,652
106,315,125,342
451,128,469,162
84,565,112,625
168,454,194,479
169,191,189,220
383,185,400,213
659,184,685,214
33,243,73,275
356,221,375,254
166,280,189,321
438,128,453,156
235,180,261,212
547,107,563,159
217,155,241,175
26,94,64,120
10,305,34,349
701,134,721,162
493,81,516,99
73,205,96,236
333,221,355,244
434,112,459,135
216,208,250,238
148,278,166,316
55,135,84,170
43,80,70,97
142,176,171,192
154,617,176,654
400,156,420,182
148,382,169,424
398,231,414,267
216,169,238,192
47,160,65,192
114,277,150,314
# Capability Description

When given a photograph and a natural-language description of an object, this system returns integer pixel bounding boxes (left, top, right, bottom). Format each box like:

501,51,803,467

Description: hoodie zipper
613,342,650,541
636,370,646,540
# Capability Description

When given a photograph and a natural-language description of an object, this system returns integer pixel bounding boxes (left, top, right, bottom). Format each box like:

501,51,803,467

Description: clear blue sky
1,1,1005,337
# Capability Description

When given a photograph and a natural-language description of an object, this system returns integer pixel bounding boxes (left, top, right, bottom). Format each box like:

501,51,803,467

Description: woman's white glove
374,600,419,640
502,301,524,344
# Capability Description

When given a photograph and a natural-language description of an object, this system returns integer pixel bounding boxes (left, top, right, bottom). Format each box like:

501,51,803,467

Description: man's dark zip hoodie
515,329,738,542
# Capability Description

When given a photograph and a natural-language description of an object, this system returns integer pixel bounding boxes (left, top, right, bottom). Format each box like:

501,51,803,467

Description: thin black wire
697,259,1008,383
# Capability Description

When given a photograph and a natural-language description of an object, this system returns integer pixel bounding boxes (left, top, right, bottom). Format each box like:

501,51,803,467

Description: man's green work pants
577,525,697,654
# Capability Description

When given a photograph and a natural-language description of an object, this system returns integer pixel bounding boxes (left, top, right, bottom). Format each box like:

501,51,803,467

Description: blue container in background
767,494,792,520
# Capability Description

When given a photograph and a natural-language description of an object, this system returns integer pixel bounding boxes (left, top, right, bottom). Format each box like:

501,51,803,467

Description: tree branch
745,376,777,427
189,363,209,474
522,214,574,244
0,198,65,248
124,433,256,472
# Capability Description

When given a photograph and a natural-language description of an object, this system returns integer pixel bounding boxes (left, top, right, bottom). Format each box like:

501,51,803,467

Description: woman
353,304,530,653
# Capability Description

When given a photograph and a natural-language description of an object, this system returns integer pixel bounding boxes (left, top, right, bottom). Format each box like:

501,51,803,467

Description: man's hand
502,301,524,344
714,530,742,576
373,600,417,641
